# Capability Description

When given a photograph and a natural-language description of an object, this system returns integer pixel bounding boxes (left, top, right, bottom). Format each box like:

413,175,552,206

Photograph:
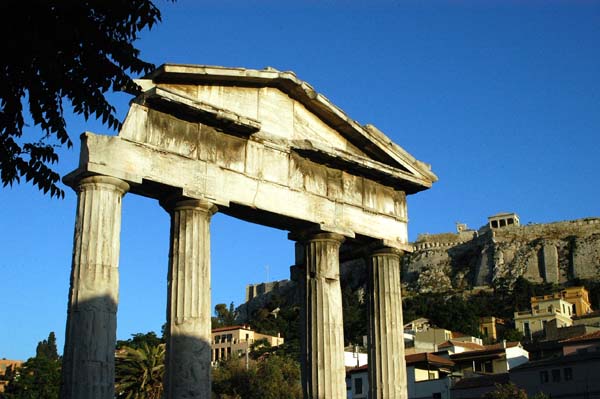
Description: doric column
294,231,346,399
163,199,217,399
368,247,407,399
61,175,129,399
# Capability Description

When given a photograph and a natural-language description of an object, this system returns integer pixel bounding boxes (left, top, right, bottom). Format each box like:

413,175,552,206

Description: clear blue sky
2,0,599,360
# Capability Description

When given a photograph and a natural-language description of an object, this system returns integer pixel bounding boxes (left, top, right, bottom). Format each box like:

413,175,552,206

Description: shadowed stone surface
295,232,346,399
61,176,129,399
368,248,407,399
164,199,216,399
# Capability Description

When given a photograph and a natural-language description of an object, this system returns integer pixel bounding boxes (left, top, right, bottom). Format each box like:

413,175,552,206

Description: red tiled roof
211,325,252,333
348,353,454,374
438,340,484,351
484,341,520,351
406,352,455,367
450,342,520,360
451,331,467,338
560,330,600,343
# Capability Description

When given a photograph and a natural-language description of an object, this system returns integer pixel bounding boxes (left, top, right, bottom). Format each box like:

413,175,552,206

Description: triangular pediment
134,64,437,193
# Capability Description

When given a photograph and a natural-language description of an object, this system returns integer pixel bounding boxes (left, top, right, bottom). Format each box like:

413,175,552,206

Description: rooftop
560,330,600,343
438,340,485,351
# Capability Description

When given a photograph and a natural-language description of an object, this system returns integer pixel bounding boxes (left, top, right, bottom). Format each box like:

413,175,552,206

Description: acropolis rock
403,214,600,292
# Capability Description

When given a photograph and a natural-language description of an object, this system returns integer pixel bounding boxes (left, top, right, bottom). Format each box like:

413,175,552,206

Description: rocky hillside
403,217,600,293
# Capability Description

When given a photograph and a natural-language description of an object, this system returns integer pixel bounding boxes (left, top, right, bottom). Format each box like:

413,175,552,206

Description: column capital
160,196,218,216
370,246,404,258
76,175,129,195
288,229,345,244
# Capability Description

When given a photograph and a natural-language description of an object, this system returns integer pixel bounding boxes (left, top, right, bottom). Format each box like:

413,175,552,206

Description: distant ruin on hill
404,213,600,293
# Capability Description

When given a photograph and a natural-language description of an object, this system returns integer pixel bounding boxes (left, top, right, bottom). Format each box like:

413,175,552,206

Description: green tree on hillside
1,332,61,399
212,355,302,399
117,331,164,350
212,303,237,328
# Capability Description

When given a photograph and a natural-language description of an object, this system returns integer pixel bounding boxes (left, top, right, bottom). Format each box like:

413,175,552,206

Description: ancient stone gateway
60,64,437,399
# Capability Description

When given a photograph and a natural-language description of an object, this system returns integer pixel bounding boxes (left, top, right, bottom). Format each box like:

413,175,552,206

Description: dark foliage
212,303,237,329
0,0,167,197
403,293,481,337
342,282,367,346
1,332,61,399
117,331,164,350
212,355,302,399
246,294,302,360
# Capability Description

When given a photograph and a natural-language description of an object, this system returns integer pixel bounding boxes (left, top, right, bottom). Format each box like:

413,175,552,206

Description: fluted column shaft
61,176,129,399
298,232,346,399
368,247,407,399
164,199,217,399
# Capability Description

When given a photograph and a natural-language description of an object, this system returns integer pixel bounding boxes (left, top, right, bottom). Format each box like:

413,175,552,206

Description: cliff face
403,218,600,292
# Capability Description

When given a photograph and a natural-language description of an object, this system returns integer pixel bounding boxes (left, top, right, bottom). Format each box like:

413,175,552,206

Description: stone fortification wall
403,218,600,292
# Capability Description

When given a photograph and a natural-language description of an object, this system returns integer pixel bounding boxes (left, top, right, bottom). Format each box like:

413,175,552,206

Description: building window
524,322,531,338
354,377,363,395
564,367,573,381
540,370,548,383
551,369,561,382
475,360,493,373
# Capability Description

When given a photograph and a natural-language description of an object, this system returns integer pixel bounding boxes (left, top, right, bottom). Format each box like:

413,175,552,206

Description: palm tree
115,343,165,399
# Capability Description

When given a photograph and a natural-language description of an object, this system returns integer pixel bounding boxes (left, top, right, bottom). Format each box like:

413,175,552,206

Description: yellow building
211,325,284,364
0,359,23,392
561,286,592,316
514,293,573,338
479,316,506,341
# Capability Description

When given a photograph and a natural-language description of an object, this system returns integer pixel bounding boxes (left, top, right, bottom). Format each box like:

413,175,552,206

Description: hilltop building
245,279,289,302
487,212,520,230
